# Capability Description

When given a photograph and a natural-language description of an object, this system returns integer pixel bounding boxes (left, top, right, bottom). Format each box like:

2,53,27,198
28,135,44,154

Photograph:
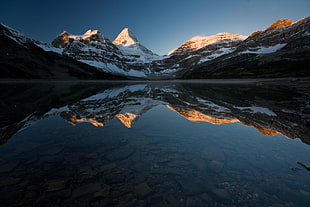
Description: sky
0,0,309,55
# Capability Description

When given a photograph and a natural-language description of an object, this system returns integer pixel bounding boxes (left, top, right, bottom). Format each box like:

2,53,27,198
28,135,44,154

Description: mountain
51,28,162,78
1,81,310,145
113,28,160,60
183,17,310,79
150,33,247,77
1,16,309,79
51,29,136,77
0,24,124,80
167,33,247,55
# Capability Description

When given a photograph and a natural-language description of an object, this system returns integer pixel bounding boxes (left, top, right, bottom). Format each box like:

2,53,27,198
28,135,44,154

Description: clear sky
0,0,309,55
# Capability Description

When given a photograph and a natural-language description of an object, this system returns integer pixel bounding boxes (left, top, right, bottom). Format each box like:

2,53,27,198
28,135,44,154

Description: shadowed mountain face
0,80,309,145
0,24,125,80
1,17,309,80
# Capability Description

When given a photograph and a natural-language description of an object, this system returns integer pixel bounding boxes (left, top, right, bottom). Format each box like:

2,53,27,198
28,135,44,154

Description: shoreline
0,77,309,84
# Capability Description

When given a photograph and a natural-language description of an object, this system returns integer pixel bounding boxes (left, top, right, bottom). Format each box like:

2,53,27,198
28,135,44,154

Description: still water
0,81,310,207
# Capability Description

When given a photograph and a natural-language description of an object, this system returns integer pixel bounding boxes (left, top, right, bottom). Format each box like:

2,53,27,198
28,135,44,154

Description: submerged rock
46,179,66,192
72,183,101,198
134,182,152,199
93,185,111,198
208,160,224,172
105,148,134,161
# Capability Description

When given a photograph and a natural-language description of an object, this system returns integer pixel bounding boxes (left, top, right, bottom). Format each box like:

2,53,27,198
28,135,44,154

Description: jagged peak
52,29,107,47
266,18,293,31
60,30,69,36
113,27,139,46
84,29,100,35
115,113,140,128
248,17,306,38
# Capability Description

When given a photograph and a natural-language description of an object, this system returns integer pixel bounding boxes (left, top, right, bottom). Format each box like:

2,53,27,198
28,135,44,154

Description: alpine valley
0,16,309,80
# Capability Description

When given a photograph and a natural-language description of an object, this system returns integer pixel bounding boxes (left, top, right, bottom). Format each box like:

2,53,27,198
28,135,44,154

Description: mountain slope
149,33,247,77
0,24,124,80
168,33,247,55
1,16,309,80
182,17,310,79
113,28,161,62
51,28,162,78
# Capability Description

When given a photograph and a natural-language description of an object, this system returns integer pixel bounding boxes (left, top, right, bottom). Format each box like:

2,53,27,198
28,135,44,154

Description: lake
0,80,310,207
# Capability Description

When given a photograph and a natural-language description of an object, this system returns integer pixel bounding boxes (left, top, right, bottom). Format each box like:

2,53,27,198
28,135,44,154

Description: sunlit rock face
242,17,309,49
0,24,119,80
166,106,239,125
168,33,247,56
1,81,309,146
113,28,139,46
1,17,309,79
50,28,162,78
183,17,310,79
112,28,160,60
115,113,140,128
51,30,106,48
62,115,105,127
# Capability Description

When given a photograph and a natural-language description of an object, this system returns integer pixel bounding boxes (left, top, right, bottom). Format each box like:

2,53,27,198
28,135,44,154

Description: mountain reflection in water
0,80,310,207
1,81,309,145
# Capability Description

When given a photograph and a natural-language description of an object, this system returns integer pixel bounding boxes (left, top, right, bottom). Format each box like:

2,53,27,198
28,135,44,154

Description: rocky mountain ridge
0,24,123,80
183,16,310,78
0,16,309,79
50,27,163,78
167,33,247,55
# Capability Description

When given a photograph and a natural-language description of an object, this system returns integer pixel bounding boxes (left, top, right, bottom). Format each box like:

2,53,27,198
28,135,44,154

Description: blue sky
1,0,309,55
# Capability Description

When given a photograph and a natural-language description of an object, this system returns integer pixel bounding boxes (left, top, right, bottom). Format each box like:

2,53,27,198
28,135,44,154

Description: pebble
38,145,63,155
46,179,66,192
72,183,102,198
165,195,178,205
208,160,224,172
134,182,152,199
0,177,21,186
93,186,111,198
176,176,211,195
212,188,230,200
0,162,19,173
192,158,207,171
105,148,134,161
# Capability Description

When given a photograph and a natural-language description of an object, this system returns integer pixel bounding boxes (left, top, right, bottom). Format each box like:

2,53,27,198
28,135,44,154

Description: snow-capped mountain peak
168,32,247,55
69,29,105,42
52,29,106,48
113,28,139,46
84,29,100,35
112,27,160,60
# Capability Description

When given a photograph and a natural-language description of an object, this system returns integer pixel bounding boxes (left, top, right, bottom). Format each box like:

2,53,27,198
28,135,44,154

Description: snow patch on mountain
235,106,276,116
116,44,164,63
168,33,247,55
79,60,146,77
35,42,64,54
70,30,105,41
83,84,147,101
198,47,235,63
1,24,30,46
239,43,287,55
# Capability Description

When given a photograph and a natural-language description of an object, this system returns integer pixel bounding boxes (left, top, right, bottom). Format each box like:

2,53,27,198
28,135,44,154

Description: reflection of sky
1,0,309,55
2,103,310,206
